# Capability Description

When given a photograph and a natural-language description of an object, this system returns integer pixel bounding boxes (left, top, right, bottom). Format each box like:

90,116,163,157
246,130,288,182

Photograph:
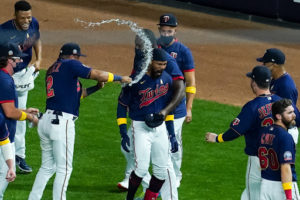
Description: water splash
75,18,152,86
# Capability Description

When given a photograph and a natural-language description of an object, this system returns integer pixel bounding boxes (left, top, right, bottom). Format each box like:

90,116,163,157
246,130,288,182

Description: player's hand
32,59,41,72
170,135,178,153
205,132,218,143
121,135,130,153
185,109,192,123
121,76,132,84
97,82,105,89
6,168,16,182
26,108,39,115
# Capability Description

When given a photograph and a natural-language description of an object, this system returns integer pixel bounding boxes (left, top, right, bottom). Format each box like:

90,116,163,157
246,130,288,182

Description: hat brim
157,23,177,27
246,72,252,78
256,57,264,62
78,53,86,57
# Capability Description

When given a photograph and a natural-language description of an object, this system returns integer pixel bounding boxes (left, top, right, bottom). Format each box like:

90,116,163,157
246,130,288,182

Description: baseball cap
158,13,178,27
256,48,285,64
59,43,86,57
153,48,167,61
0,42,28,58
246,66,271,83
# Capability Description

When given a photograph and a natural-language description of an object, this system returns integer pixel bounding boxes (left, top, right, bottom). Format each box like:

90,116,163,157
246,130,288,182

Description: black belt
53,110,77,121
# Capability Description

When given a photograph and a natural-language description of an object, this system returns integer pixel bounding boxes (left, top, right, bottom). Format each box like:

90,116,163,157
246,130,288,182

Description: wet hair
272,98,293,121
136,29,158,48
15,1,31,12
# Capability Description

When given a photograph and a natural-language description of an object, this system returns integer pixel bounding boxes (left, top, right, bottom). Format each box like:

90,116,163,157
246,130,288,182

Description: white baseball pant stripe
15,90,28,159
132,120,169,181
29,110,75,200
260,178,300,200
0,143,15,200
241,156,261,200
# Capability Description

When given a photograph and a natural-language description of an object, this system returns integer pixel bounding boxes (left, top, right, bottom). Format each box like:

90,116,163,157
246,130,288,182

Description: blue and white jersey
45,59,91,116
0,17,40,72
270,73,298,105
132,48,185,118
229,94,281,156
258,124,297,181
0,69,18,142
119,71,173,121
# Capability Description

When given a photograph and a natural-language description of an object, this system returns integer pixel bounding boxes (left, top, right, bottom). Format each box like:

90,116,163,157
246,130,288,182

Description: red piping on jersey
172,76,184,81
0,68,9,74
0,100,14,104
183,69,195,72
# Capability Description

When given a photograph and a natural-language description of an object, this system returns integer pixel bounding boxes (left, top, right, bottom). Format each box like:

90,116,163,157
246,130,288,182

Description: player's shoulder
174,40,191,51
0,19,14,29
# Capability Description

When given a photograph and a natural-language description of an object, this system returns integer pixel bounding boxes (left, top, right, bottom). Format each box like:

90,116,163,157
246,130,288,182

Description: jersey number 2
46,76,54,98
258,147,279,170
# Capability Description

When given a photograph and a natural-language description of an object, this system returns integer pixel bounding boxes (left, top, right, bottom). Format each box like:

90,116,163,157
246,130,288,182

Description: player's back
45,59,91,116
258,124,297,182
231,94,281,156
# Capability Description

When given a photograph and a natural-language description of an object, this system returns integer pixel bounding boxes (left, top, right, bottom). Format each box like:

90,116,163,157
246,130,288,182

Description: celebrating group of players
0,0,299,200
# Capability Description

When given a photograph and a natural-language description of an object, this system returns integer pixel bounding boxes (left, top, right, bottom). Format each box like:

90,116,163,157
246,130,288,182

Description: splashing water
75,18,153,86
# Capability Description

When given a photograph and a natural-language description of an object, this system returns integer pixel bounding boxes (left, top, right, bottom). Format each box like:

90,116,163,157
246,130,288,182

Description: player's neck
255,89,271,97
272,67,286,80
275,121,287,130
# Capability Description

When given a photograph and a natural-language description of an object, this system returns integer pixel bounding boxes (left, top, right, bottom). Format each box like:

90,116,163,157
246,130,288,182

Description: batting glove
170,135,178,153
121,134,130,153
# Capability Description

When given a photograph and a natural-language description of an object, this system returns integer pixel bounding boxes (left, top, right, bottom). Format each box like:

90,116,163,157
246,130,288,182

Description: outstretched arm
89,69,132,84
206,128,241,143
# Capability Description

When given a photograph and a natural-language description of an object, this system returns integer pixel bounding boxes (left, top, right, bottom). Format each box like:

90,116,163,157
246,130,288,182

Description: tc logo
163,16,170,22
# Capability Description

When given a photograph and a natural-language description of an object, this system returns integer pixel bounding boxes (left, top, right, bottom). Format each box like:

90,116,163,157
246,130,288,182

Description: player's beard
282,116,296,129
149,65,163,79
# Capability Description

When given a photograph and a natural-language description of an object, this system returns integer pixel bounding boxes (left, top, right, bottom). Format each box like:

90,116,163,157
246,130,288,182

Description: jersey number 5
258,147,279,170
46,76,55,98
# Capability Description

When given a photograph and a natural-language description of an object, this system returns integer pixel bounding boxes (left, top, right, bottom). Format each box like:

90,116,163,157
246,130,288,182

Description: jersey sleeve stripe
172,76,184,81
0,100,14,104
183,69,195,72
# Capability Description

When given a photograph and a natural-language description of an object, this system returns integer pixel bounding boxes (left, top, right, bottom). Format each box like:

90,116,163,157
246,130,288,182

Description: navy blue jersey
258,124,297,181
132,49,186,118
0,69,18,142
270,73,298,105
119,71,173,121
230,94,281,156
0,17,40,72
45,59,91,116
0,113,10,144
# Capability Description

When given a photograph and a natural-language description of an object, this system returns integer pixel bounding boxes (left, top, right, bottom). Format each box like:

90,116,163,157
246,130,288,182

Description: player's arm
1,102,38,125
33,38,42,71
89,69,132,84
160,79,185,117
117,101,130,152
81,82,105,99
206,128,241,143
281,163,293,200
0,142,16,182
184,70,196,123
165,114,178,153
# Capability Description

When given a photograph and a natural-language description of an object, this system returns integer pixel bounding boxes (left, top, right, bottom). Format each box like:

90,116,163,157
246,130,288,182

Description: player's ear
275,113,282,121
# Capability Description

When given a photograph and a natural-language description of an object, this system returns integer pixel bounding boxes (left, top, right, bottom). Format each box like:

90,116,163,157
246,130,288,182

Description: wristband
117,118,127,126
19,111,27,121
107,72,114,82
113,75,122,81
282,182,292,200
186,86,196,94
216,133,224,143
165,115,174,121
0,138,10,146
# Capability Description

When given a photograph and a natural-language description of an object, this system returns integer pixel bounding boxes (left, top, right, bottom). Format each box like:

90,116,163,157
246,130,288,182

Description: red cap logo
163,16,170,22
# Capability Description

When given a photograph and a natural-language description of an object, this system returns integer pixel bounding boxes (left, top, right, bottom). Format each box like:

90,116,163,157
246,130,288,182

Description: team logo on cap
170,52,177,59
8,50,13,56
163,16,170,22
73,49,78,54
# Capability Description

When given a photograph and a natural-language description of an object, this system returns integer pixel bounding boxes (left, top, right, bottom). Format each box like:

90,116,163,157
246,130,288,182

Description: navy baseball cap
246,66,271,83
158,13,178,27
60,43,86,57
0,42,27,58
256,48,285,65
153,48,167,61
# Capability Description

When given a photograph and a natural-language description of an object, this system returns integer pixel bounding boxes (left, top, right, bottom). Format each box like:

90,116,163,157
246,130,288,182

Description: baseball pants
288,126,299,145
241,156,261,200
171,117,185,187
0,143,15,200
260,178,300,200
29,110,76,200
15,90,28,159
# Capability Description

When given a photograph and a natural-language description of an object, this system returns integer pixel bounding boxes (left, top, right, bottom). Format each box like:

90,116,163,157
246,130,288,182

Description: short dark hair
15,1,31,12
255,81,270,89
0,57,8,68
272,98,293,121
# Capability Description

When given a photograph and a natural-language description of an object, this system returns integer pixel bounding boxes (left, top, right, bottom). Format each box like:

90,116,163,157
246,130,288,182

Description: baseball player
118,29,184,200
257,48,299,144
206,66,281,200
258,98,300,200
28,42,131,200
0,42,39,199
0,0,42,173
118,48,176,200
157,13,196,187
